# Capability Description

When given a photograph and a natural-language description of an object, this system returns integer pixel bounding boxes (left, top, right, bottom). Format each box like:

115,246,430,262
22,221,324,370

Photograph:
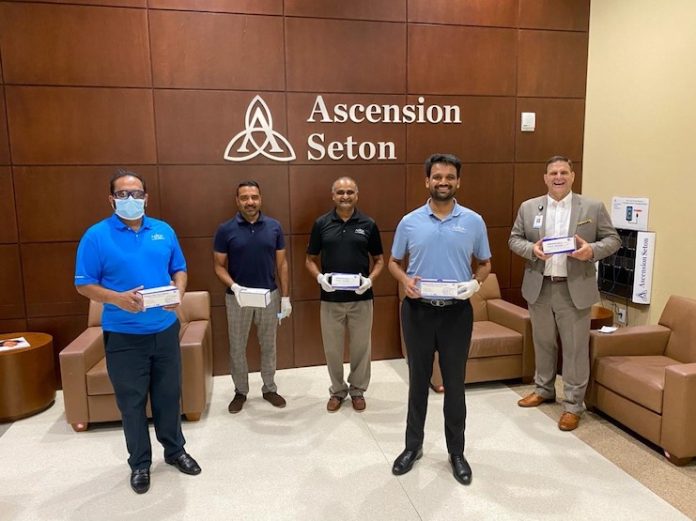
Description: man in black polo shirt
305,177,384,412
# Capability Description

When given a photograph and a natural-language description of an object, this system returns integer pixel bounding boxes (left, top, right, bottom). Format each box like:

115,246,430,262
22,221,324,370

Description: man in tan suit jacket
509,156,620,431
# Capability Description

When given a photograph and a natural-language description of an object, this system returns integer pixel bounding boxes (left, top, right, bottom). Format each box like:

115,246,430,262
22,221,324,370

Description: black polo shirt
307,208,383,302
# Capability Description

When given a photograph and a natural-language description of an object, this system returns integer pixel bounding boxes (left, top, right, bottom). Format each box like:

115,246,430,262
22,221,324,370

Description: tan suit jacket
509,194,620,309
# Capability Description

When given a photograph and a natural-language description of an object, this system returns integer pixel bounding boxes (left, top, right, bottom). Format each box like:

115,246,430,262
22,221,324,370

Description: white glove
355,275,372,295
278,297,292,323
230,283,246,307
455,279,480,301
317,273,335,292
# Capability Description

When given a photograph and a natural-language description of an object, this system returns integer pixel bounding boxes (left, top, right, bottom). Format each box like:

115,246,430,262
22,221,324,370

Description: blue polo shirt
75,214,187,334
213,212,285,291
391,200,491,281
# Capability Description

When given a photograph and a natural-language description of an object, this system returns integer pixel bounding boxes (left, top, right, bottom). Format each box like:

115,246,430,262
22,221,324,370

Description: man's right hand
317,273,335,292
114,286,144,313
230,283,246,306
533,239,552,261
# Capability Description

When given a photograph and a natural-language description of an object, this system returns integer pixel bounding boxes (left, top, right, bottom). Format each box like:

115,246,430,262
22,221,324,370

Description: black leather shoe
165,452,202,475
392,448,423,476
130,468,150,494
450,454,472,485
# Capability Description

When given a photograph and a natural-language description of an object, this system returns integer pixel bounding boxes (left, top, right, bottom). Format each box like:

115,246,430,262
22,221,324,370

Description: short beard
430,189,455,201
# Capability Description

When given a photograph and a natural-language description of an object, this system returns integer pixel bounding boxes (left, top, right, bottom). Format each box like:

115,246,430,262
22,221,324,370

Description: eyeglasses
334,190,356,196
112,190,146,200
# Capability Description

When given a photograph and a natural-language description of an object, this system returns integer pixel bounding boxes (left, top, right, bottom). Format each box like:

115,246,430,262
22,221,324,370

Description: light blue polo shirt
391,200,491,281
75,214,187,334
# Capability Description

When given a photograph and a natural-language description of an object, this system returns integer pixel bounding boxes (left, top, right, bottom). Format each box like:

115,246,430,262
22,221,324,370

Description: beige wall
584,0,696,325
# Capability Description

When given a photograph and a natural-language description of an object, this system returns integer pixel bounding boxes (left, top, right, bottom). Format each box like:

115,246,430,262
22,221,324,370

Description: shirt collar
424,198,463,219
109,213,152,231
236,212,265,225
331,208,359,222
547,192,573,207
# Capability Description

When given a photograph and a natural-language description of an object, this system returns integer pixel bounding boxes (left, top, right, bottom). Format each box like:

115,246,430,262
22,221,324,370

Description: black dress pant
104,320,186,470
401,298,473,455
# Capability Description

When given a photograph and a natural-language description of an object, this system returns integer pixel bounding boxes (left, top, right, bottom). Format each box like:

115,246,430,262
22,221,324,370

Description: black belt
415,298,461,308
545,276,567,282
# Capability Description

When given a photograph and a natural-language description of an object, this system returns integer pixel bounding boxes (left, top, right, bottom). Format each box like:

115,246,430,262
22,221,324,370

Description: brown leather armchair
60,291,213,432
587,295,696,465
400,274,534,387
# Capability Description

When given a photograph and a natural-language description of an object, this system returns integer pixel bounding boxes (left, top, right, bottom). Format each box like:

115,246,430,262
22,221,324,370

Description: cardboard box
330,273,361,290
419,279,458,299
138,285,180,309
542,236,576,255
239,287,271,308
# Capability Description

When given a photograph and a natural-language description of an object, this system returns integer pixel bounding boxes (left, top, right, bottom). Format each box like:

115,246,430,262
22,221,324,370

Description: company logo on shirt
450,225,467,234
151,233,166,241
354,228,367,236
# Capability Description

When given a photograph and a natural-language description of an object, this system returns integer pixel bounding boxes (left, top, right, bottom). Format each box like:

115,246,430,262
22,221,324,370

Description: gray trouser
225,290,279,395
528,279,591,415
320,300,373,398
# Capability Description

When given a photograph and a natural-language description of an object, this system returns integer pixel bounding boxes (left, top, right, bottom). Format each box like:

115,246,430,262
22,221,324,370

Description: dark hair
236,180,261,197
110,168,147,193
546,155,574,171
424,153,462,178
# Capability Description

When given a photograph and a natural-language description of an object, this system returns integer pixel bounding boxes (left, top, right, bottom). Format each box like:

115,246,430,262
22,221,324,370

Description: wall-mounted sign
223,95,462,162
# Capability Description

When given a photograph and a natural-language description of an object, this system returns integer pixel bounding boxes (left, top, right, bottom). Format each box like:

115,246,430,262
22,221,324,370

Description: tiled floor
0,360,688,521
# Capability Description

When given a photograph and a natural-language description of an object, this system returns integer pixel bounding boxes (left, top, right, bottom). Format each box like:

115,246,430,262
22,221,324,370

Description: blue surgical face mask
114,196,145,220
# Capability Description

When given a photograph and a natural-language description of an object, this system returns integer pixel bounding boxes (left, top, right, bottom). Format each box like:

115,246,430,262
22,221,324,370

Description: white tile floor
0,360,688,521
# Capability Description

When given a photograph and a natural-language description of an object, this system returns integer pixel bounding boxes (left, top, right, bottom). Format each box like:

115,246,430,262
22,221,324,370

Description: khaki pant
320,300,373,398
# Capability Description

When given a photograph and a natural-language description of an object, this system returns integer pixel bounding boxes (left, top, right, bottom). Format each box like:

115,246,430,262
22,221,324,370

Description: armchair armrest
590,325,670,362
662,363,696,459
180,320,213,418
59,327,105,425
487,299,534,382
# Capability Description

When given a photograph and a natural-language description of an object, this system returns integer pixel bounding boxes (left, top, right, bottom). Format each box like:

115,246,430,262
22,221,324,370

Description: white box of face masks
239,287,271,308
138,285,180,309
419,279,458,299
330,273,361,290
542,236,576,255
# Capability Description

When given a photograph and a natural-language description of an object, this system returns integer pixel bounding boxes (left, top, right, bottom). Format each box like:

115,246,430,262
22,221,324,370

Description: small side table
0,332,56,422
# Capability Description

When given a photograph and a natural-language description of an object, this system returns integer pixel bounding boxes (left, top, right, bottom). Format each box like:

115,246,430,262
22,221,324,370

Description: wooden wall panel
487,227,512,289
408,0,517,26
0,319,28,335
288,164,406,234
6,87,156,165
17,0,146,7
407,96,516,163
285,0,405,21
149,11,284,90
155,90,287,165
148,0,282,15
286,93,408,165
0,167,17,243
285,17,406,93
518,30,589,98
14,166,159,242
513,162,584,219
515,98,585,163
0,3,150,87
21,242,87,318
292,300,323,366
0,87,9,164
518,0,591,31
372,296,401,360
408,25,516,96
158,165,290,238
179,238,225,307
0,245,24,319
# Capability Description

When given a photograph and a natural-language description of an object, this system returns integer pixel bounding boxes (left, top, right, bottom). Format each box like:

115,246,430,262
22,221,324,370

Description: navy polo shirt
74,214,187,334
213,212,285,291
307,208,383,302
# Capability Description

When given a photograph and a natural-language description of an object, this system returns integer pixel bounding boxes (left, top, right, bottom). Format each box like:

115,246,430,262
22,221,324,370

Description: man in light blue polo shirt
389,153,492,486
75,169,200,494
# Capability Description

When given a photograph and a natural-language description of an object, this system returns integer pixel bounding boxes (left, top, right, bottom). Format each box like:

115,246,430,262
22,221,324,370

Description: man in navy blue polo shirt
75,169,201,494
389,153,492,486
305,176,384,412
213,180,291,414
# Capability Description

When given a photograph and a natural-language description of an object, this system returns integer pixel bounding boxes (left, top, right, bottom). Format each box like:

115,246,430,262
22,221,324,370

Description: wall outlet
616,305,627,325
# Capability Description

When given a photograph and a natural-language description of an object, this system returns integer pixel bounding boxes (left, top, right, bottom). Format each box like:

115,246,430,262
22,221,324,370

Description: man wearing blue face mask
74,169,201,494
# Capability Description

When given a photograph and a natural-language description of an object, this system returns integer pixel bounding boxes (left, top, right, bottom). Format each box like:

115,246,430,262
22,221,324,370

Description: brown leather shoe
517,393,555,408
227,393,246,414
326,396,343,412
558,412,580,431
263,391,287,408
351,396,366,412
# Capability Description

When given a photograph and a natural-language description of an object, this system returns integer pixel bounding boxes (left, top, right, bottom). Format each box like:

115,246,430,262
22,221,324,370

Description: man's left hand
278,297,292,323
455,279,480,300
355,275,372,295
163,283,183,311
569,235,594,261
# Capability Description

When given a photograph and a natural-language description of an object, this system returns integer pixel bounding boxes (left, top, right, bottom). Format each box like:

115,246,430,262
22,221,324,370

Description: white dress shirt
543,192,573,277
